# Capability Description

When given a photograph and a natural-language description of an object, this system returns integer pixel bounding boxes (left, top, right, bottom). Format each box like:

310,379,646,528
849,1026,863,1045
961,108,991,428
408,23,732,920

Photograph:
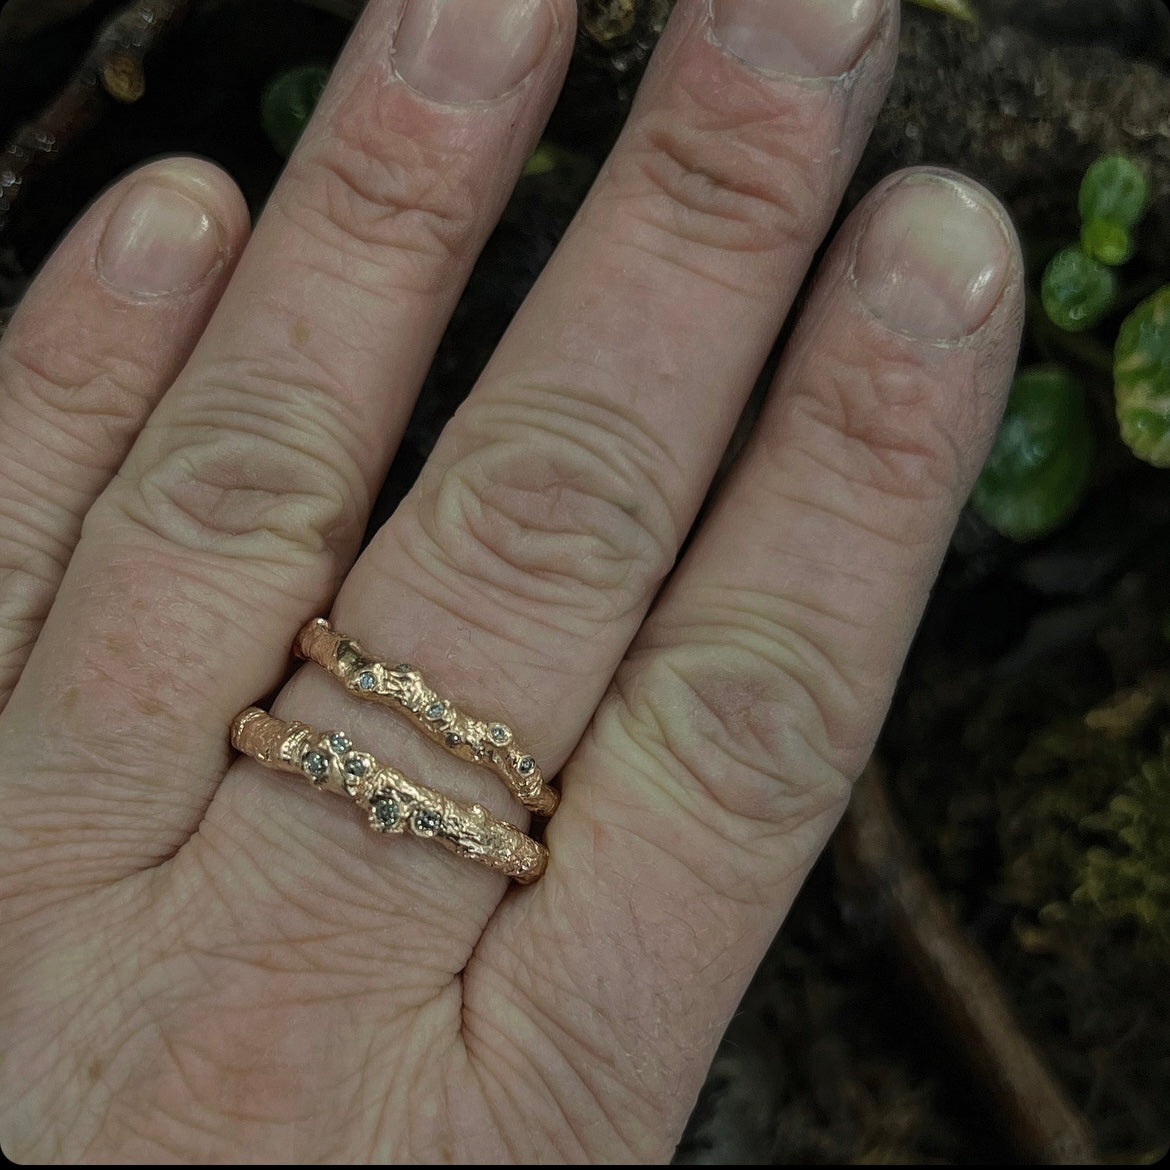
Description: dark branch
0,0,195,238
835,759,1099,1165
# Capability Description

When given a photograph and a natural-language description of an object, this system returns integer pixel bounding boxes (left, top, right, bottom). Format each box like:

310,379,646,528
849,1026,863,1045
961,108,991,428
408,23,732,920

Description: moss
1003,676,1170,962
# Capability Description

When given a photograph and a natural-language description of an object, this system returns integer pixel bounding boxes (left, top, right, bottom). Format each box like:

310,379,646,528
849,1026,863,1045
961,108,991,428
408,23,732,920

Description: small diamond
302,750,329,779
344,754,369,778
357,671,377,692
393,663,412,674
425,701,446,720
489,724,510,744
413,808,442,835
371,797,400,829
445,732,462,748
517,756,536,776
327,733,351,754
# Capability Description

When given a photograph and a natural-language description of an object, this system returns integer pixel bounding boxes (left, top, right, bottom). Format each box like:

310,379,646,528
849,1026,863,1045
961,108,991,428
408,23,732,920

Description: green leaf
1115,285,1170,466
907,0,978,22
1080,218,1135,267
261,64,331,159
971,365,1094,541
1078,155,1149,231
1041,246,1118,332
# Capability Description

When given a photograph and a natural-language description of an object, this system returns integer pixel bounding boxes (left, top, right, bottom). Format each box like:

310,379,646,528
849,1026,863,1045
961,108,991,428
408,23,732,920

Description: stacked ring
231,708,548,883
230,618,558,882
294,618,559,816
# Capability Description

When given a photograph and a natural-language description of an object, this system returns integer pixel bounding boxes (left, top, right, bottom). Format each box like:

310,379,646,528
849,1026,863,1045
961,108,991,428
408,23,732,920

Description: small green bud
1041,246,1118,332
522,142,560,177
971,365,1094,542
1078,155,1149,231
1081,217,1135,267
1115,285,1170,467
261,64,331,159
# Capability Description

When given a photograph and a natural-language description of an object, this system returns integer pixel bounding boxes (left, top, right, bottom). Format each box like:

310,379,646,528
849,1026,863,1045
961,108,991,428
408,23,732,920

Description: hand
0,0,1023,1160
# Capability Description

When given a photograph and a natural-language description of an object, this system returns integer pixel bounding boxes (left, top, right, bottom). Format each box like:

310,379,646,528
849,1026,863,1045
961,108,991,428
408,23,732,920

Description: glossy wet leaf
1115,285,1170,467
1041,246,1118,333
1079,155,1149,231
1081,217,1135,267
971,365,1094,541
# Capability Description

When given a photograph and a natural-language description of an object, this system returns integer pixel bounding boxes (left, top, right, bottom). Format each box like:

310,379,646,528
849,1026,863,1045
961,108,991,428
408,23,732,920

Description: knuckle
606,59,830,277
612,634,857,831
781,351,968,535
0,345,154,450
100,373,365,567
416,389,678,628
276,83,478,296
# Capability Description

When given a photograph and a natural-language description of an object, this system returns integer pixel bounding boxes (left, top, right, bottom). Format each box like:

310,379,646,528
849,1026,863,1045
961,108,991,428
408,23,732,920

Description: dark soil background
2,0,1169,1162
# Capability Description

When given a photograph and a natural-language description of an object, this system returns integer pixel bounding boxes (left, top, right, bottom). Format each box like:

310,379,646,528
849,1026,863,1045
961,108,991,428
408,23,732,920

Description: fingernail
394,0,557,104
852,175,1013,340
97,179,224,297
709,0,882,78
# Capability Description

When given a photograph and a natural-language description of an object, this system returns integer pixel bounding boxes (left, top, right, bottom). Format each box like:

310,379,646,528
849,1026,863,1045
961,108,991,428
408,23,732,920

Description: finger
0,159,248,710
475,171,1025,1157
1,0,572,863
226,0,901,962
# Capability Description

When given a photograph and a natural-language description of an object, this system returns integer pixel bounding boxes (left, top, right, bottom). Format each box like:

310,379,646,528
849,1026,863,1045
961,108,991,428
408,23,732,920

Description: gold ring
231,707,548,883
294,618,559,816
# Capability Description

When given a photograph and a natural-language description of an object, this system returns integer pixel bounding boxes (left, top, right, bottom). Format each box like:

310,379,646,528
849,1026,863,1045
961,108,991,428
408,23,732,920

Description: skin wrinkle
0,510,71,581
464,961,642,1161
199,788,503,969
607,650,852,849
279,74,483,267
0,409,121,482
2,372,151,457
111,443,353,569
623,100,825,265
199,805,491,969
421,383,683,588
184,344,374,443
395,530,630,649
590,755,795,909
647,645,852,796
646,613,860,752
416,451,674,628
781,363,974,510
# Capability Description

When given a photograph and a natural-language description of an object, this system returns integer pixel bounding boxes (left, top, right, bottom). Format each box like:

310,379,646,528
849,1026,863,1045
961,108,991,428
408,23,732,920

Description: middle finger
2,0,573,869
251,0,899,950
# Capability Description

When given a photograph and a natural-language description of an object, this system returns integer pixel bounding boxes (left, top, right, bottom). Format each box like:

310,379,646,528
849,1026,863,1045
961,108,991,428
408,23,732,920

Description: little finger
0,159,247,708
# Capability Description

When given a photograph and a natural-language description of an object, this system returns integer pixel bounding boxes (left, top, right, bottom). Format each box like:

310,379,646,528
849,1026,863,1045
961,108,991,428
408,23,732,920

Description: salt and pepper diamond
371,796,400,830
413,808,442,835
303,641,549,813
343,754,370,779
302,750,329,780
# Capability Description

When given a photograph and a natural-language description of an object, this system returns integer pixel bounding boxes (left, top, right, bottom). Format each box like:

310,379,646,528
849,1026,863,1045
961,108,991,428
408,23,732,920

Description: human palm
0,0,1022,1161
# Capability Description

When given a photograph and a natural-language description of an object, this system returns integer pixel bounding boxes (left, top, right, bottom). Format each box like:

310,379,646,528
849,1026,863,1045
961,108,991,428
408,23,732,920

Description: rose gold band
294,618,559,816
231,707,548,884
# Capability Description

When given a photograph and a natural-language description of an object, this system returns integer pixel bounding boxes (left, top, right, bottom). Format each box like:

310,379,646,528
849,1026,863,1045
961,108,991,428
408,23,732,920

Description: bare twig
835,759,1099,1164
0,0,195,238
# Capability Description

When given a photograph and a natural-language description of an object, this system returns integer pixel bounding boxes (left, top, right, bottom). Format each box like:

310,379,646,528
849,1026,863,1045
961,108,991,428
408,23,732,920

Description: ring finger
219,0,901,961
